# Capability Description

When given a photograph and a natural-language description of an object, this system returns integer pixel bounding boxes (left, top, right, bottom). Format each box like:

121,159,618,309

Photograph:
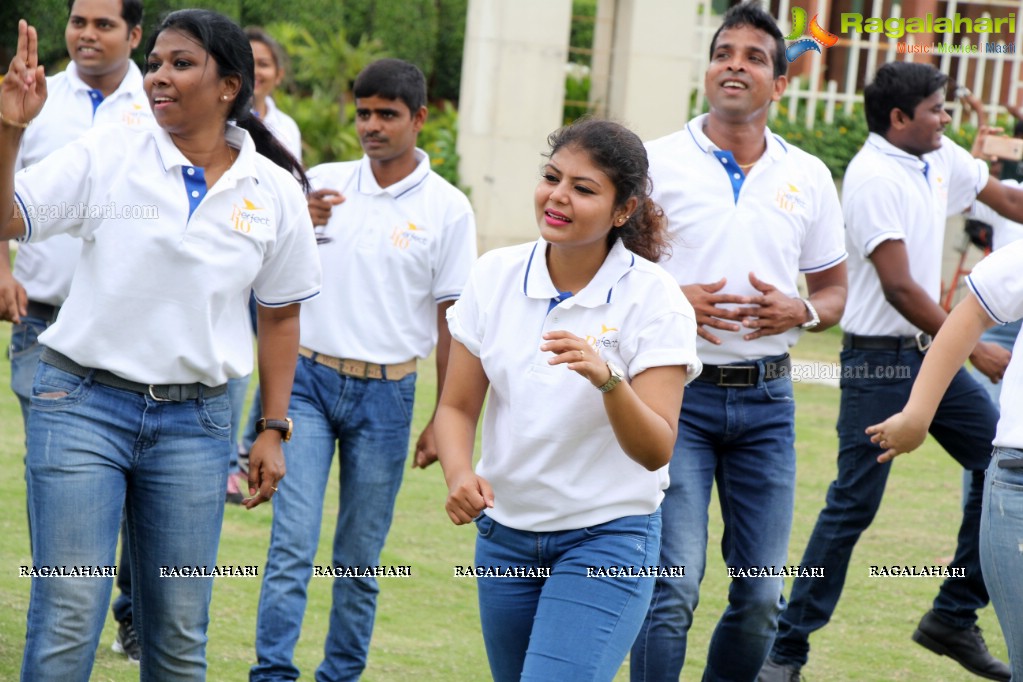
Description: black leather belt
842,333,931,352
40,348,228,401
26,300,60,323
695,354,791,387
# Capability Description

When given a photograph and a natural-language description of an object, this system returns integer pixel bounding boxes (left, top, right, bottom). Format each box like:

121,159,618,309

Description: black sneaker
112,616,141,663
758,657,802,682
912,610,1010,681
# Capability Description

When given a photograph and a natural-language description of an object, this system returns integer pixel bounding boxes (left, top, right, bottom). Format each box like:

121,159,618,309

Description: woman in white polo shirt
0,11,319,680
868,239,1023,682
436,118,700,681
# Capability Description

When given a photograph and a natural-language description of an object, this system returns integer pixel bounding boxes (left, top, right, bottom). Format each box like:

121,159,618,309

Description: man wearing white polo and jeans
629,4,848,680
250,58,477,682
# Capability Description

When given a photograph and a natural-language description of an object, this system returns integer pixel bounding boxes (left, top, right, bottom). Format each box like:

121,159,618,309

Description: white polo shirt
448,237,701,532
13,61,154,307
968,179,1023,251
300,150,477,364
967,239,1023,447
261,96,302,163
14,124,321,385
841,133,988,336
646,114,846,366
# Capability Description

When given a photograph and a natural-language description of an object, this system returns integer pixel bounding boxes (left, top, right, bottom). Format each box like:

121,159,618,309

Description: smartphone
982,135,1023,161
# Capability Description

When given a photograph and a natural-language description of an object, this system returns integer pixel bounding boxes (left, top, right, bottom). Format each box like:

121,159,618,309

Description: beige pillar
602,0,698,140
457,0,574,252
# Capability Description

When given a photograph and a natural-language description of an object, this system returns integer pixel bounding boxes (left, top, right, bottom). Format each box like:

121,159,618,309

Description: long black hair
145,9,308,191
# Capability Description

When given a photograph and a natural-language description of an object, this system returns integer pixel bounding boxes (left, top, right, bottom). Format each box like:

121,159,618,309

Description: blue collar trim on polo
685,113,789,205
521,238,637,309
88,88,104,119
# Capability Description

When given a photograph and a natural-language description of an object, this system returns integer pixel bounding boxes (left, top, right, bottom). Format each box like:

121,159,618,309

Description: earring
221,95,229,101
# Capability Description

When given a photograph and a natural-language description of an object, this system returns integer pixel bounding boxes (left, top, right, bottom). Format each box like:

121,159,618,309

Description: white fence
690,0,1023,129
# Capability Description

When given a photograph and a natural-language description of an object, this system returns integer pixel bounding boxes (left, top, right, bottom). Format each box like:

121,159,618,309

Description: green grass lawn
0,323,1007,681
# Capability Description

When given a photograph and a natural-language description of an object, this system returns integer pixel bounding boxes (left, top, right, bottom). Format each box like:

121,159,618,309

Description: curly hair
545,118,670,262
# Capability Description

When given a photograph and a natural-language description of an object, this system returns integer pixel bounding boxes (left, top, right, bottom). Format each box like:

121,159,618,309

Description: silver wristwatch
598,362,625,393
799,298,820,330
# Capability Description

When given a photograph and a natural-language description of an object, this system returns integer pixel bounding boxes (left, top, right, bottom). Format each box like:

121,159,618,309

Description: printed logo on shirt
230,199,271,233
390,221,429,250
122,103,149,126
586,324,620,351
775,183,809,213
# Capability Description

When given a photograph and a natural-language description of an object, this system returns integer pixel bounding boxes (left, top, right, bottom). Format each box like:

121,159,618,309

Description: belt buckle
915,332,932,353
148,385,172,402
718,365,755,387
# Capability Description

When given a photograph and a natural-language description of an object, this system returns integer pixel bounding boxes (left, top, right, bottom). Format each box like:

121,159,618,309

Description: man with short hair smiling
630,2,848,680
761,61,1023,682
250,58,477,682
0,0,151,665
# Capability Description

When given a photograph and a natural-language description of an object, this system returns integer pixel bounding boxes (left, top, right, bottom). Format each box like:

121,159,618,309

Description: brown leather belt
299,346,417,381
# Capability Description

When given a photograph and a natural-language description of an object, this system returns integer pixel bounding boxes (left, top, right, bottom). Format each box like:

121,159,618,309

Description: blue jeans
21,362,232,681
770,346,996,668
981,447,1023,681
964,320,1018,501
9,314,48,434
11,318,134,623
631,369,796,681
251,356,416,682
227,374,250,472
476,510,661,682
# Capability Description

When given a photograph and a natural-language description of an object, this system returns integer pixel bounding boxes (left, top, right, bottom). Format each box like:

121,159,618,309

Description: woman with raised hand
435,118,700,681
1,11,319,680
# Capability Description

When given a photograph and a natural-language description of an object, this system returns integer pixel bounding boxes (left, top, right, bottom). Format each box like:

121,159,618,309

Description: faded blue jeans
631,368,796,681
21,361,231,681
981,447,1023,682
476,510,662,681
251,356,416,682
12,316,135,625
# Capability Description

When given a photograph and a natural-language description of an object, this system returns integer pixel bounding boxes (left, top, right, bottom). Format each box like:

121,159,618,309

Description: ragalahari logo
784,7,839,62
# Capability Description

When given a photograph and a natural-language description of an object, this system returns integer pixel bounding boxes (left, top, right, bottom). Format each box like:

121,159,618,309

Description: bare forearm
805,284,845,331
604,366,685,471
256,303,301,418
0,128,24,240
904,295,992,423
884,284,947,337
435,404,478,486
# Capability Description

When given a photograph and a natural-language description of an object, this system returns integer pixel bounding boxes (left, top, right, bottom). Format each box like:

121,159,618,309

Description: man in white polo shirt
762,62,1023,682
250,58,477,682
629,4,848,681
0,0,150,665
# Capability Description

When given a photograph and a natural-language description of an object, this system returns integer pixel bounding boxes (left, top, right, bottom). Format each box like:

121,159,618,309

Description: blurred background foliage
1,0,467,179
5,0,977,186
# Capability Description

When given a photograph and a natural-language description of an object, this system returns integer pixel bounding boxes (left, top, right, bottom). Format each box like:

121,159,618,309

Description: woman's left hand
865,411,928,464
541,330,611,388
243,434,286,509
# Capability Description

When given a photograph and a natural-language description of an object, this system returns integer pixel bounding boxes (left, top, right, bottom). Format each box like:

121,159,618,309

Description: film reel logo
784,7,839,62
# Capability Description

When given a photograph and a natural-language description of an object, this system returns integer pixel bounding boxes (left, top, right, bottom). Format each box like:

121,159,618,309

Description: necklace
737,159,759,171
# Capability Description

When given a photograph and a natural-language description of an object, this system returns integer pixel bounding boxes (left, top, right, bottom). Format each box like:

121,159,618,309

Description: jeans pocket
475,513,496,539
387,374,417,424
30,364,90,408
196,394,232,440
762,376,794,403
582,516,650,553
